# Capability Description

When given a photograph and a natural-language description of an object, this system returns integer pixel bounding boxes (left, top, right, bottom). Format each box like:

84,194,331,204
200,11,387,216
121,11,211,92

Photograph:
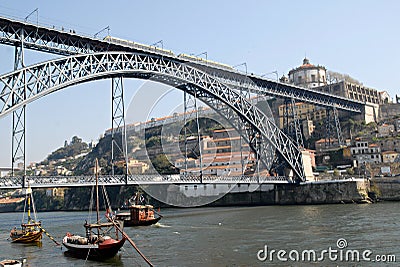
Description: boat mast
95,159,100,224
27,186,32,224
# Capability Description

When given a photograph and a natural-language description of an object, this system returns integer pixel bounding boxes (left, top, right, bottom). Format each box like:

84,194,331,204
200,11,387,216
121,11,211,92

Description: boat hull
122,216,161,227
62,236,126,260
10,230,42,243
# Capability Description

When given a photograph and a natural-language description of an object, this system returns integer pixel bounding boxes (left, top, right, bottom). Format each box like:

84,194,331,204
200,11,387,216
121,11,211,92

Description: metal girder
0,174,290,189
111,77,128,177
11,40,26,177
0,16,364,113
193,90,275,178
0,52,306,181
182,90,204,181
325,106,344,147
333,107,344,146
205,70,364,113
0,16,105,55
283,98,304,149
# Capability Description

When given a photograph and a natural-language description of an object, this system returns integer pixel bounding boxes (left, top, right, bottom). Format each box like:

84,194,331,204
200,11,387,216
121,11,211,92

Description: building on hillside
381,151,399,163
378,138,400,153
175,158,197,170
54,166,72,176
350,140,381,166
314,80,381,123
274,58,327,132
379,91,392,104
305,149,316,168
315,80,380,104
379,103,400,121
127,159,149,174
377,124,395,137
278,102,327,129
288,58,327,88
302,119,315,140
179,128,264,177
315,138,340,153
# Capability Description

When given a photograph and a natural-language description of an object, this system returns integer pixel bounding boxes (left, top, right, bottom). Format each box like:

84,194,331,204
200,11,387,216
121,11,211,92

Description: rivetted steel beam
0,175,290,189
0,16,364,112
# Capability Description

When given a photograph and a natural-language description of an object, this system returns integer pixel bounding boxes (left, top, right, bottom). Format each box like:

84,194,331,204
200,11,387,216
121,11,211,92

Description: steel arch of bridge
0,52,305,181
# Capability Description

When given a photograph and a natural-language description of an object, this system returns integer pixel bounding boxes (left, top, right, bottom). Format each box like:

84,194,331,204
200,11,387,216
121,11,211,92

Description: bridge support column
111,77,128,183
324,107,343,147
183,91,203,183
11,38,26,181
283,98,304,149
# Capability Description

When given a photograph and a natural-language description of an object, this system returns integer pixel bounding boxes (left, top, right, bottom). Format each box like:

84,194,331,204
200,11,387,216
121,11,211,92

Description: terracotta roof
382,151,398,154
299,63,315,69
315,138,337,144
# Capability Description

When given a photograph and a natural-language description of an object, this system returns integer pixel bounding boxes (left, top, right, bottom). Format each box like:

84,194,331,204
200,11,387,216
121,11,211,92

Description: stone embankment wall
370,177,400,201
166,179,371,206
274,179,369,204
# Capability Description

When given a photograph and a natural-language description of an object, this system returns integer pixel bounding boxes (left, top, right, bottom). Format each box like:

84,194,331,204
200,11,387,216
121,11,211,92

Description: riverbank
370,177,400,201
168,178,371,207
2,178,399,212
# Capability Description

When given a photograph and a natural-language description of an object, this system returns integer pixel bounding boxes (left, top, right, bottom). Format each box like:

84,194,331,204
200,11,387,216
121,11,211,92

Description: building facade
377,124,395,137
350,140,381,165
381,151,399,163
288,58,327,88
378,138,400,153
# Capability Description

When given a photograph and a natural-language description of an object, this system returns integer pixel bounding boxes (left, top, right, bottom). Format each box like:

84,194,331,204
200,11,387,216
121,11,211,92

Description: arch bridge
0,16,365,188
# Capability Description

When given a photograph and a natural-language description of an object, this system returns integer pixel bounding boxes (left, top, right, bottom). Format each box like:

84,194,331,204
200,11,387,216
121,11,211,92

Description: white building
350,140,381,165
288,58,327,89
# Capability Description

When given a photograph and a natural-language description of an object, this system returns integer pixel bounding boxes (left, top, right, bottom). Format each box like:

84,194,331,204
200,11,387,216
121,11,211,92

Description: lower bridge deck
0,175,291,189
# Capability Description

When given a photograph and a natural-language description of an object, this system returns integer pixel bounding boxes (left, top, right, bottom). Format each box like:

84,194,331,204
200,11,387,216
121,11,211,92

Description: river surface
0,202,399,266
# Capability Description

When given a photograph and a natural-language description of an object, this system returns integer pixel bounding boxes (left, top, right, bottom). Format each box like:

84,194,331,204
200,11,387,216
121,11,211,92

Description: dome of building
288,58,327,89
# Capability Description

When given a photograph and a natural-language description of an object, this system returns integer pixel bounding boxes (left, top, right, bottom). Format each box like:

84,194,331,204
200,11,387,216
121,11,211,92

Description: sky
0,0,399,167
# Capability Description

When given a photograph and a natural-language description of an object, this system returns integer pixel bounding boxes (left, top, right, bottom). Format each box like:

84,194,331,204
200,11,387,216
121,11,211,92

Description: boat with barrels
9,186,42,243
62,159,126,260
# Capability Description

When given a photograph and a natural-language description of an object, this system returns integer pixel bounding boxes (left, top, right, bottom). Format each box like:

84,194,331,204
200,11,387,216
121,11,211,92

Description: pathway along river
0,203,399,266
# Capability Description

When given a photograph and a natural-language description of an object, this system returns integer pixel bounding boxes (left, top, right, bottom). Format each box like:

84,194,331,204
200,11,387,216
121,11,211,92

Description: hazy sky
0,0,399,167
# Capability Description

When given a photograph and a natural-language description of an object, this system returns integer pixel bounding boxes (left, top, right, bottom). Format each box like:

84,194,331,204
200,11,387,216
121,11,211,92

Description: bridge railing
0,174,291,188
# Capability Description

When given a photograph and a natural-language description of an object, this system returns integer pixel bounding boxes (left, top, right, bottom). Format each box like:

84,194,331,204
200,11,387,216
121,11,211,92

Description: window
298,76,302,83
311,74,316,82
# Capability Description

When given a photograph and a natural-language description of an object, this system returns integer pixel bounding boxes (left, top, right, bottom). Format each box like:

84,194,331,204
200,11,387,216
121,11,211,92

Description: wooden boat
116,192,162,227
9,186,42,243
115,204,161,227
62,159,126,260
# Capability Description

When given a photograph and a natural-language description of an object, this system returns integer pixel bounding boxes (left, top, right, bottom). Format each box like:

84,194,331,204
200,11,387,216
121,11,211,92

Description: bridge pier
111,77,128,176
11,35,26,177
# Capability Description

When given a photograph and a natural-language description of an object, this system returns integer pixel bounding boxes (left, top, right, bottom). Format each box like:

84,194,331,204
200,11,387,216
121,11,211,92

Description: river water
0,202,399,266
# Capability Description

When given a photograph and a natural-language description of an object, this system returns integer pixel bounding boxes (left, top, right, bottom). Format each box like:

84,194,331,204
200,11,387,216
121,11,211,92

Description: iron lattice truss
0,16,105,55
0,175,290,189
198,67,364,113
0,52,305,180
0,16,364,113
